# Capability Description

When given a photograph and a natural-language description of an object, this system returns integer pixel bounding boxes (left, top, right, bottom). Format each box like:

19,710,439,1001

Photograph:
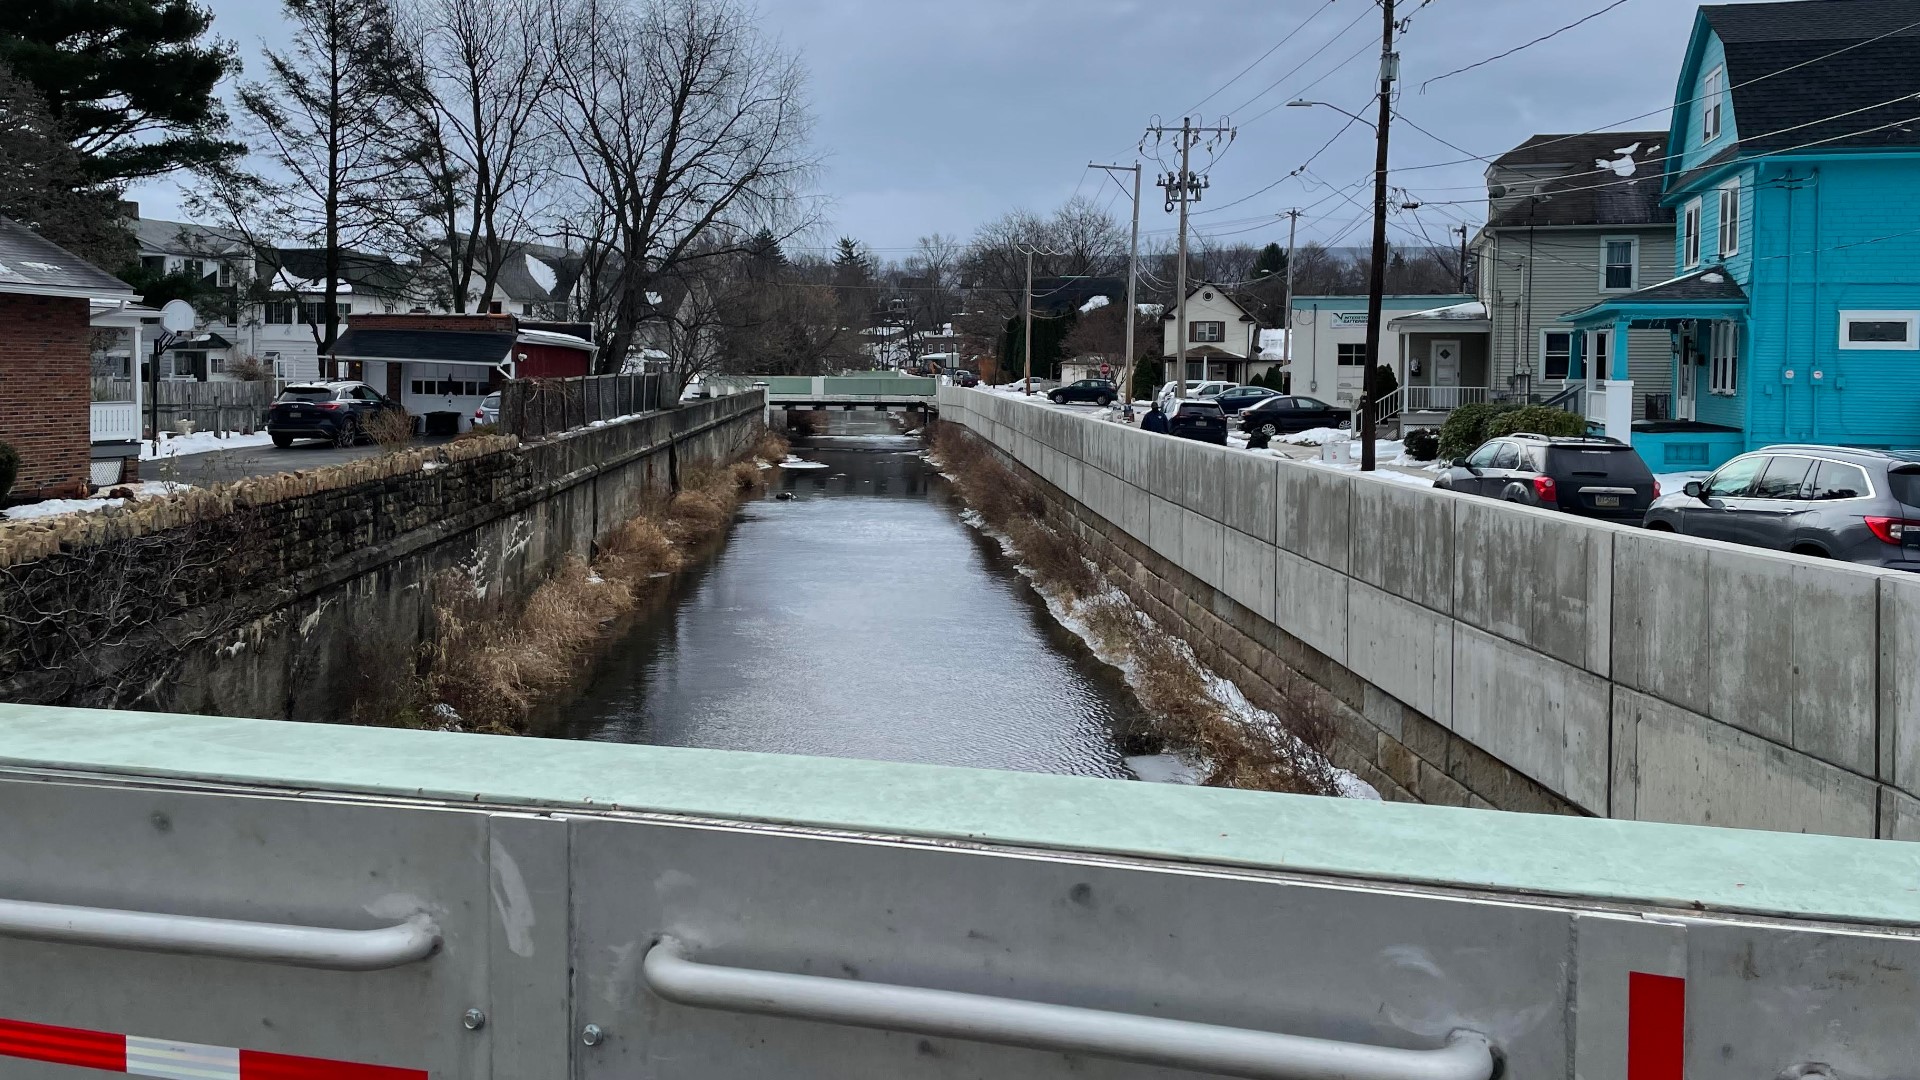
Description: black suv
1048,378,1118,406
1436,433,1658,522
1166,399,1228,445
267,381,406,448
1645,446,1920,568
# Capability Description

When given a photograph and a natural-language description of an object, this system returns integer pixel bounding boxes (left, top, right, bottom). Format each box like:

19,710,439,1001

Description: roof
1487,132,1673,228
1386,300,1493,331
134,217,247,256
1561,266,1750,323
330,328,514,366
266,248,413,299
1688,0,1920,180
0,216,138,300
1031,276,1125,315
516,328,596,352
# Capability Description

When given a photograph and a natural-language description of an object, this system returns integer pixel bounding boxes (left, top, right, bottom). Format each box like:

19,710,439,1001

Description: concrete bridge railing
939,384,1920,840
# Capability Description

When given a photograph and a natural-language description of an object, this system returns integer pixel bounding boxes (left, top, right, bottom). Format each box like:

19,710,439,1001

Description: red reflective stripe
0,1016,127,1072
1628,971,1686,1080
238,1049,426,1080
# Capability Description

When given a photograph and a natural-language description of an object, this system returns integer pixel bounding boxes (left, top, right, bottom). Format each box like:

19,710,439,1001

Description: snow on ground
1302,459,1435,487
141,430,276,461
778,455,829,470
1078,294,1111,314
1,481,190,521
1277,427,1347,446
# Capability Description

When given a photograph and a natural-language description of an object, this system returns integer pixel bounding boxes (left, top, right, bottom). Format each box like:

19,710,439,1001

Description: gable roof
0,216,138,300
265,248,414,298
1688,0,1920,178
134,217,247,256
1487,132,1674,228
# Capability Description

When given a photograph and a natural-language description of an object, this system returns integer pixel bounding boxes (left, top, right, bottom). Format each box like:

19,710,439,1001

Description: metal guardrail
0,898,439,971
643,938,1495,1080
500,373,668,440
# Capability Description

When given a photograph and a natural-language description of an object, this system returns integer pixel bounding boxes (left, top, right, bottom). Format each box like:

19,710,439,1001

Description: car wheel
1096,395,1112,407
1337,419,1352,431
271,433,294,449
1258,423,1278,437
1049,392,1065,404
333,422,356,448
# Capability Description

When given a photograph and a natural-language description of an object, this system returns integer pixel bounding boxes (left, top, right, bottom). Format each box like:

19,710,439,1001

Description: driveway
151,436,456,486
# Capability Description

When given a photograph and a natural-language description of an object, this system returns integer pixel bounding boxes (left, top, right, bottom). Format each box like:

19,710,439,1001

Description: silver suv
1644,445,1920,568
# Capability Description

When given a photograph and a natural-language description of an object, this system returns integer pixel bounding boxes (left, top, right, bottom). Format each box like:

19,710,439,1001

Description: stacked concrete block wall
940,385,1911,838
0,393,764,721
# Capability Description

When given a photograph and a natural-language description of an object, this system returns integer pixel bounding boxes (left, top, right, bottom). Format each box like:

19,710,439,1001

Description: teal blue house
1565,0,1920,470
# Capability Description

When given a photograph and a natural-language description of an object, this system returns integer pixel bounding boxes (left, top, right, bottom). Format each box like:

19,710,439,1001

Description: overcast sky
129,0,1705,262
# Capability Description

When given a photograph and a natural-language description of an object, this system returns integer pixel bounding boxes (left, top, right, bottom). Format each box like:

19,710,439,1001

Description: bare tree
545,0,817,373
237,0,431,372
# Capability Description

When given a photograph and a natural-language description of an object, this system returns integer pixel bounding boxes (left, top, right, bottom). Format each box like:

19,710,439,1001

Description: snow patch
1596,144,1640,178
1077,294,1111,314
1700,271,1725,284
523,253,558,293
779,455,829,470
141,429,277,461
1,481,191,521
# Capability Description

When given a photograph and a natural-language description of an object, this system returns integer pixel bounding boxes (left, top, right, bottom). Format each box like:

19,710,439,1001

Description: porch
1385,304,1494,426
1167,344,1255,386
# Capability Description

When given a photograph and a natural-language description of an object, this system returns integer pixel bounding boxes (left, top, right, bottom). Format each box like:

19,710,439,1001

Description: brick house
0,217,141,499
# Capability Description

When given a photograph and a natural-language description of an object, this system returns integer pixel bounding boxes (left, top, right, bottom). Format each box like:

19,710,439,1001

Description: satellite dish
160,299,196,333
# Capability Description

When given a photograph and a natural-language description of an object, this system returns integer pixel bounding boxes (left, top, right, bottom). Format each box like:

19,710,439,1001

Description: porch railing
90,401,140,443
1404,385,1491,412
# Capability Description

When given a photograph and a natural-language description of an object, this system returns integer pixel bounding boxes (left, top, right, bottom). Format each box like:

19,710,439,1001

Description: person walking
1140,403,1169,434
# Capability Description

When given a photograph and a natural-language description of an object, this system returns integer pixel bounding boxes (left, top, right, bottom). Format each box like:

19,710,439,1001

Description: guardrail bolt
581,1024,605,1047
462,1009,487,1031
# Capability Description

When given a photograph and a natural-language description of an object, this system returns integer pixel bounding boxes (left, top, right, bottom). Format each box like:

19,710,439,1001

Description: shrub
365,407,415,453
1401,427,1439,461
1130,359,1160,402
1436,401,1521,462
1370,362,1399,401
1484,405,1587,442
0,441,15,500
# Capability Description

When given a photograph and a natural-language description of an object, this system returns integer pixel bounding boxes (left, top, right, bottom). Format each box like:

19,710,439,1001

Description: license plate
1595,495,1620,508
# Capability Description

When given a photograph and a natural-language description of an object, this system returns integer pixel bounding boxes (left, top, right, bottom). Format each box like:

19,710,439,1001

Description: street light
1286,100,1377,131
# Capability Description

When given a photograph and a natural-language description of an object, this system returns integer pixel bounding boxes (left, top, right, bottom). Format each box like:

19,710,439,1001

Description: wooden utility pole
1360,0,1398,472
1455,224,1471,292
1092,162,1142,417
1148,117,1233,399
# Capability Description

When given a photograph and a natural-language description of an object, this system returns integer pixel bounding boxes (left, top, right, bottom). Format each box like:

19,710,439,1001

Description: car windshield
1547,446,1652,480
1175,401,1223,416
482,393,501,407
277,388,335,403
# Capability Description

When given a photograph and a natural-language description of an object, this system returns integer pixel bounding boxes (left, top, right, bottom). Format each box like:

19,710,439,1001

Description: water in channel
553,420,1148,778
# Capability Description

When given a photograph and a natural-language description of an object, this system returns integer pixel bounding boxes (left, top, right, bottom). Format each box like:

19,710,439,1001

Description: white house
1287,294,1476,406
1158,284,1266,385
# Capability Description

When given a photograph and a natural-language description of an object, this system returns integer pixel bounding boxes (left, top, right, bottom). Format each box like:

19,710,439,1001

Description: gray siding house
1472,132,1676,420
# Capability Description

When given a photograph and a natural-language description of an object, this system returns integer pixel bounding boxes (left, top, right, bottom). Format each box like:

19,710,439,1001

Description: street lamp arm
1286,99,1377,131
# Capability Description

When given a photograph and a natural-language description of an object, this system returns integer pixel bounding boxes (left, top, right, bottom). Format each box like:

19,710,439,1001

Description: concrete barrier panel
1223,528,1277,623
1613,531,1878,775
1451,623,1610,813
1179,505,1226,591
1147,494,1182,565
1275,547,1348,663
1346,580,1452,726
1081,414,1128,479
1275,461,1352,572
1216,451,1277,544
1611,687,1878,836
1452,498,1611,675
1881,574,1920,794
1349,477,1455,614
1879,786,1920,842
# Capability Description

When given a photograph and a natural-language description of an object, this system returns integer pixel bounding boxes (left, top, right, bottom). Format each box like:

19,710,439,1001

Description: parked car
1213,385,1281,415
473,391,501,427
950,369,979,388
267,381,406,448
1435,434,1657,523
1644,446,1920,567
1166,399,1228,445
1156,380,1235,406
1238,394,1349,436
1049,378,1118,406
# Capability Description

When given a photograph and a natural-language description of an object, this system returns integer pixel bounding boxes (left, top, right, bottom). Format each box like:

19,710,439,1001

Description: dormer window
1702,66,1723,143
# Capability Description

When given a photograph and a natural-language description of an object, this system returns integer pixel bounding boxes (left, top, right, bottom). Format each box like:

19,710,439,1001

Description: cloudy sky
130,0,1706,261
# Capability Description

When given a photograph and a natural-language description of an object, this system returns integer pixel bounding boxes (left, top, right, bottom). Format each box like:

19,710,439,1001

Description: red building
331,313,596,431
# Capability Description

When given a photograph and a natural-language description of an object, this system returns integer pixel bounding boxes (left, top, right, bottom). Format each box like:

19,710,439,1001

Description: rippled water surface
556,429,1144,777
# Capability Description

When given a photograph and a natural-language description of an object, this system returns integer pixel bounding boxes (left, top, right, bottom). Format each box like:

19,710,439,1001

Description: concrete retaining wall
942,385,1913,838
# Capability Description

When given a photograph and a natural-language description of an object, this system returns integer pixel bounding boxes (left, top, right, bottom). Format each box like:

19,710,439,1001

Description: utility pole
1455,224,1471,293
1091,162,1142,419
1148,116,1233,398
1359,0,1398,472
1016,243,1062,396
1282,209,1302,388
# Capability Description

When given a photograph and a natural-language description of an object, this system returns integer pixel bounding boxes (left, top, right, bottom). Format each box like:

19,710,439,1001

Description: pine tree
1253,242,1287,278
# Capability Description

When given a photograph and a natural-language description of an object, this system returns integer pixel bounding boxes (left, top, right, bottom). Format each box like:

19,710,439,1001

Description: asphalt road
154,436,456,486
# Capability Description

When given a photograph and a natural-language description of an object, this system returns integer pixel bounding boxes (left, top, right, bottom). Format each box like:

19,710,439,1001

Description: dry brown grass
364,407,415,453
754,429,790,462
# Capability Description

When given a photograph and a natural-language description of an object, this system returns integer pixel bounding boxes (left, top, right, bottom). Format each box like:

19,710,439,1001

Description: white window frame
1189,320,1226,343
1539,329,1574,381
1683,199,1702,268
1838,310,1920,351
1585,329,1611,380
1709,320,1739,395
1702,66,1723,144
1599,236,1638,292
1718,179,1740,258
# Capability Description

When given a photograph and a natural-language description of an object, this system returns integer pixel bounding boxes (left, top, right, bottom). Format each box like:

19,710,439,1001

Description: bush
0,441,15,500
1484,405,1587,441
1371,363,1399,400
1436,401,1521,462
1401,427,1439,461
364,407,415,453
1130,359,1159,402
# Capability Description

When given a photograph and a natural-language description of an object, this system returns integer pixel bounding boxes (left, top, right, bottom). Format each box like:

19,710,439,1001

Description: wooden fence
91,378,276,437
499,374,671,440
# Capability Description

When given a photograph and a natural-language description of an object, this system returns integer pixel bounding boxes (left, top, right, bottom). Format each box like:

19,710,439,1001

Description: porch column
130,319,145,441
1605,316,1634,443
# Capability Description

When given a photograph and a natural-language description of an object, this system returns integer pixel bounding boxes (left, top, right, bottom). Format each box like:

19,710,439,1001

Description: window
1489,443,1520,470
1702,66,1723,143
1709,320,1739,395
1706,455,1764,497
1336,343,1368,366
1718,181,1740,257
265,301,296,325
140,255,165,275
1189,320,1225,343
264,351,284,378
1752,456,1813,500
521,303,534,316
1295,397,1331,410
208,354,227,375
1465,443,1499,468
1839,311,1919,350
409,379,487,397
1683,199,1702,267
1541,331,1573,380
487,300,505,314
1601,238,1637,291
1808,460,1870,501
181,258,205,281
1586,330,1610,379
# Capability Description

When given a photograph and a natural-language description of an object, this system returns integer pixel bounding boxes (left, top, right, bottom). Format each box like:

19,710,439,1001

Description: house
1159,284,1265,385
1563,0,1920,469
330,313,596,431
1289,293,1475,407
1452,132,1675,426
0,216,142,497
461,243,579,320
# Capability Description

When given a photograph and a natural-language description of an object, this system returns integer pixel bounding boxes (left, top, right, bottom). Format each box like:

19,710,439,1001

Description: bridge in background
0,702,1915,1079
711,374,939,412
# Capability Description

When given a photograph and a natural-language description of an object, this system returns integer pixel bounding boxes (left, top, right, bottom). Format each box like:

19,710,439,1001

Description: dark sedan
1048,378,1118,406
1214,385,1281,415
1238,394,1348,436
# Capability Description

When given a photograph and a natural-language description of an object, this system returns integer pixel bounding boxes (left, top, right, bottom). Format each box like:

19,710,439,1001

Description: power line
1237,32,1381,128
1223,4,1375,118
1184,0,1344,115
1420,0,1636,91
1194,106,1370,217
